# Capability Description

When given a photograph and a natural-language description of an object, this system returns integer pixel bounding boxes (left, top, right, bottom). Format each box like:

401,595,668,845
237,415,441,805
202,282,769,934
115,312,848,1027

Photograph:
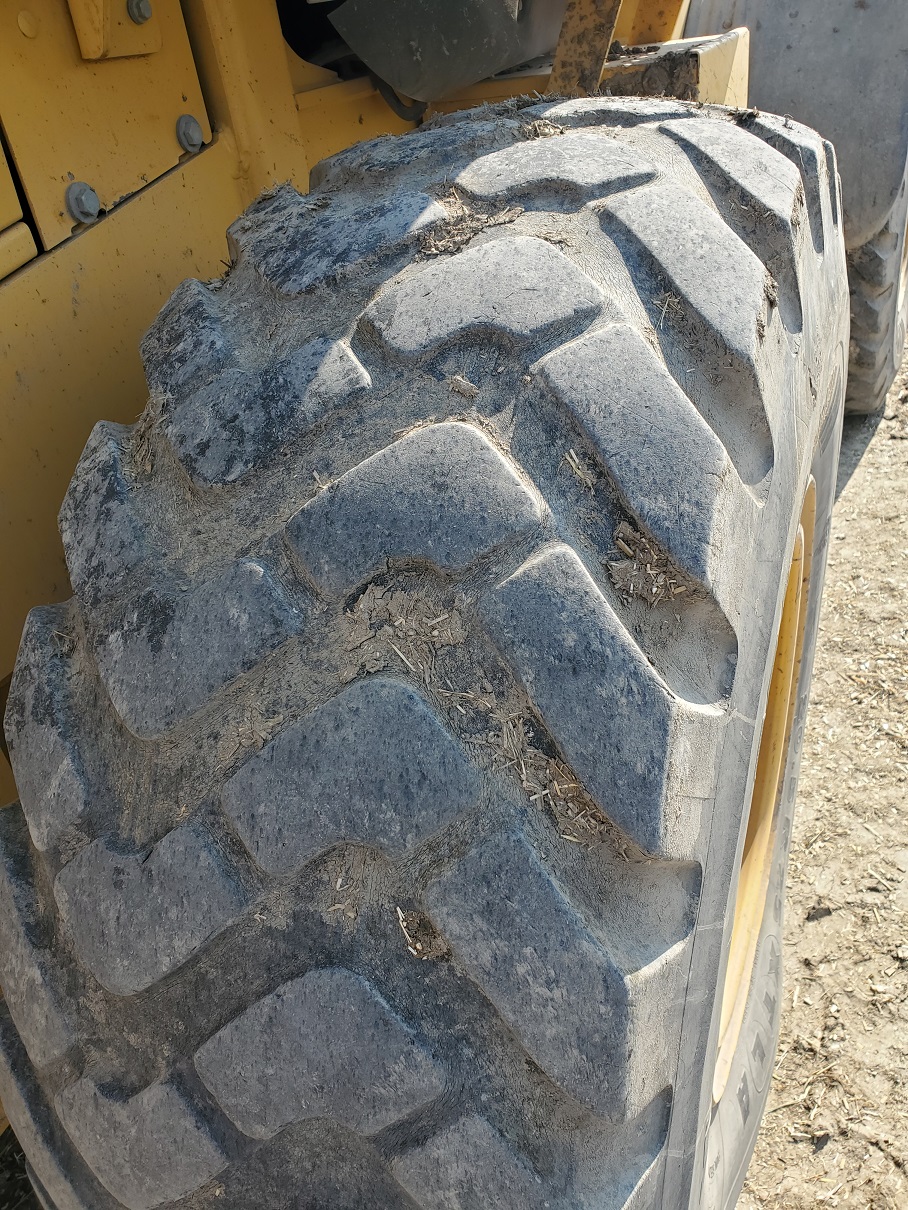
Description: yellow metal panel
0,136,246,696
66,0,162,59
0,146,21,232
615,0,692,44
696,26,749,107
295,78,414,169
180,0,310,201
592,29,749,103
0,223,37,279
285,45,339,96
0,0,211,250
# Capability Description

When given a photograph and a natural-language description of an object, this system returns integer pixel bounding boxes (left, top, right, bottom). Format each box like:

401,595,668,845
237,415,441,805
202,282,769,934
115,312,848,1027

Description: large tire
845,155,908,414
1,98,847,1210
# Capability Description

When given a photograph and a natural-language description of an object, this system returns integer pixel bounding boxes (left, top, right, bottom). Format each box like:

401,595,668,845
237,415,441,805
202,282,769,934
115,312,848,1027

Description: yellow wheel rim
713,479,816,1103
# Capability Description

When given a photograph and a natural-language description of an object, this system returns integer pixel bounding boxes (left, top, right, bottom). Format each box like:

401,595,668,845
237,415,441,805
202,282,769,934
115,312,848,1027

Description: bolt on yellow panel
65,0,162,60
0,0,211,250
180,0,312,202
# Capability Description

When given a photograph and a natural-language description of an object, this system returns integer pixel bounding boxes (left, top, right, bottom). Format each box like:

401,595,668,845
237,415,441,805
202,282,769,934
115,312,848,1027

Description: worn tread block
4,606,89,851
363,236,603,359
848,222,901,289
287,421,542,594
660,117,804,325
539,323,733,580
850,278,893,335
482,545,680,857
521,96,693,130
845,202,904,411
601,182,772,484
0,809,74,1069
195,967,444,1140
56,1077,228,1210
164,339,371,485
392,1114,547,1210
749,114,828,252
185,1120,417,1210
0,1008,118,1210
821,139,840,230
662,118,802,228
229,184,446,296
427,831,678,1120
223,676,479,874
141,278,233,400
456,129,656,203
94,559,304,738
59,423,153,607
603,182,766,367
54,820,249,996
311,118,526,191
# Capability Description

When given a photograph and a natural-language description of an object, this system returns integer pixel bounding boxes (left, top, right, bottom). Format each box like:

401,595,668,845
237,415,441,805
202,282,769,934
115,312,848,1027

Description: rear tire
845,155,908,414
2,98,848,1210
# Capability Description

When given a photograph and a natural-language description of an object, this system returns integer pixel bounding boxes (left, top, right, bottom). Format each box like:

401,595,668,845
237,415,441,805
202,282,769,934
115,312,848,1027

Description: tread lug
481,544,719,858
287,421,542,594
427,831,685,1120
54,820,249,996
393,1114,547,1210
56,1076,228,1210
363,235,603,359
538,322,736,585
4,607,89,851
222,676,480,874
94,560,305,738
456,130,656,203
229,185,446,296
0,809,74,1068
601,181,773,485
141,279,233,401
195,967,444,1140
59,423,154,608
164,339,371,485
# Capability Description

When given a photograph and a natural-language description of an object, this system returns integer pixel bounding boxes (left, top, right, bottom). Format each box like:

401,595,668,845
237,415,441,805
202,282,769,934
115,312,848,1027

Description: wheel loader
0,2,905,1208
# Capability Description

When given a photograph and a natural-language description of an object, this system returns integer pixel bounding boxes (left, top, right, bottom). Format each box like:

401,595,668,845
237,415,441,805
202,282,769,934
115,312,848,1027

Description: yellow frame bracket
548,0,624,97
66,0,163,59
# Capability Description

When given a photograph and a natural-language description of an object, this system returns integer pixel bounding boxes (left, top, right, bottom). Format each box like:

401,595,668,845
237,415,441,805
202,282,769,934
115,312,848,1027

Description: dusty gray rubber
684,0,908,416
1,97,847,1210
845,156,908,414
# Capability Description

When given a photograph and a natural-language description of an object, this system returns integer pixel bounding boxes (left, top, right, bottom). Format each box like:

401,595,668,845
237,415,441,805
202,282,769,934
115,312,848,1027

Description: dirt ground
738,346,908,1209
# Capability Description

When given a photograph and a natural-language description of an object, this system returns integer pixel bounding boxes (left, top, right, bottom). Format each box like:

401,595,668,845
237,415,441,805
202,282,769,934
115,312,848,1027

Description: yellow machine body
0,0,746,804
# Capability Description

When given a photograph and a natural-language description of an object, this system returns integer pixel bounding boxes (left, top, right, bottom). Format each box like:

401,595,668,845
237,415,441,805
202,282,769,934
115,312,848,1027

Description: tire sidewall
894,157,908,360
700,376,844,1210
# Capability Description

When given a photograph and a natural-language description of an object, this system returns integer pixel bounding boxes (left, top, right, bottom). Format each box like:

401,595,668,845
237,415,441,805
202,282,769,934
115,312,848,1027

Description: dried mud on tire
1,98,848,1210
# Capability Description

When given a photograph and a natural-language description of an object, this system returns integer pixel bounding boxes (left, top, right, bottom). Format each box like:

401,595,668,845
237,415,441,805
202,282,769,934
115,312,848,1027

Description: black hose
371,74,428,122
